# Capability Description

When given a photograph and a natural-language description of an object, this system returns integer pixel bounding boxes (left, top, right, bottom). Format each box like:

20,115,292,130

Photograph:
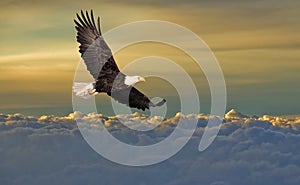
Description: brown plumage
74,10,166,111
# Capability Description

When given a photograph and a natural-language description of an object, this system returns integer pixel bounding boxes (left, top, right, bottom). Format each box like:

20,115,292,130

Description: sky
0,0,300,116
1,2,300,184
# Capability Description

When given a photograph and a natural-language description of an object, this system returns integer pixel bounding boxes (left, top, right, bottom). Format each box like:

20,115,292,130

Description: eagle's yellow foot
88,89,96,95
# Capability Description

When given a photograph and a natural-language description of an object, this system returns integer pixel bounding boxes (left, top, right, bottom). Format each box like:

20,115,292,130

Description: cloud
0,110,300,185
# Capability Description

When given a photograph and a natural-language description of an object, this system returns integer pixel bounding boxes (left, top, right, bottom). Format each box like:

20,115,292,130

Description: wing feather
74,10,119,79
108,87,151,111
97,17,101,35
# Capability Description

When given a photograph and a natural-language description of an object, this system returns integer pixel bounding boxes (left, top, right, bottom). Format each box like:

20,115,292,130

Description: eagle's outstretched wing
108,87,166,111
74,10,166,111
74,10,119,80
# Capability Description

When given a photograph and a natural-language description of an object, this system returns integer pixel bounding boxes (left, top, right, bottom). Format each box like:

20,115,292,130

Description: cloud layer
0,110,300,185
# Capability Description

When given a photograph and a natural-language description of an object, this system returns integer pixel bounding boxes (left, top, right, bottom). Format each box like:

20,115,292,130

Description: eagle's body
73,10,166,110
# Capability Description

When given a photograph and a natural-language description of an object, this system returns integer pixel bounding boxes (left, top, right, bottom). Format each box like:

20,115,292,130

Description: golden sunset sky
0,0,299,116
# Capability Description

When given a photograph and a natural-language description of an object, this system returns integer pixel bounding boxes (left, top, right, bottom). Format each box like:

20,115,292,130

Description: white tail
73,82,97,99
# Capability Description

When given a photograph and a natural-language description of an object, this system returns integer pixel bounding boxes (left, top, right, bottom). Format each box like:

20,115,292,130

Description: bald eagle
73,10,166,111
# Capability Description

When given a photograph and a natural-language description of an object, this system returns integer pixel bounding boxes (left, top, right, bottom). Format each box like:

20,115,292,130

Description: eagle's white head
124,76,146,86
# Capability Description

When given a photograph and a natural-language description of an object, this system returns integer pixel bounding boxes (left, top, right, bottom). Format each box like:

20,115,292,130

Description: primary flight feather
73,10,166,111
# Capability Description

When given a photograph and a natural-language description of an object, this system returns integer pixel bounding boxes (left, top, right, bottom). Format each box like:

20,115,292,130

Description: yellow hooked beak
139,77,146,82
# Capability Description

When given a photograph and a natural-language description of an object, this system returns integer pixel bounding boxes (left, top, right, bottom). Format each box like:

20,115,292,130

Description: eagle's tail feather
149,99,166,107
73,82,97,99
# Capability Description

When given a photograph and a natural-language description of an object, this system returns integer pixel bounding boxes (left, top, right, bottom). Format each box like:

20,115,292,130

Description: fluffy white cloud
0,110,299,185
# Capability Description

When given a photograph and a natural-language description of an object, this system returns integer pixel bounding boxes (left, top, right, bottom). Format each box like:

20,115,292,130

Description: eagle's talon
88,89,96,95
